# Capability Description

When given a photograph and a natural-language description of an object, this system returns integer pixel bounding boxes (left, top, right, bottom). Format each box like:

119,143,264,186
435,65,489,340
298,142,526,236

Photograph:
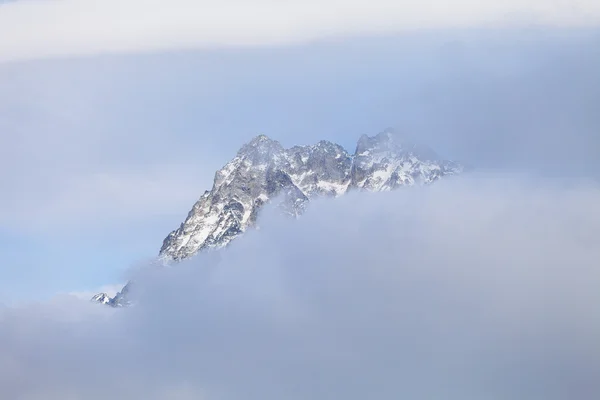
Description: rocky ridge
93,128,463,305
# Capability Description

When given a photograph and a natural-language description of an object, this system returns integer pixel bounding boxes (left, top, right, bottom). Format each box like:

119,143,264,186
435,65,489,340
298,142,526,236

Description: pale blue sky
1,28,599,301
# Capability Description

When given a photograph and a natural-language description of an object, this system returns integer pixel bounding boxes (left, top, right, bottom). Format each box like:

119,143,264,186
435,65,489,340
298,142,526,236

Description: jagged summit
91,293,111,305
356,128,440,160
356,128,395,151
237,134,284,159
93,128,463,306
91,283,132,307
250,134,274,143
158,129,461,261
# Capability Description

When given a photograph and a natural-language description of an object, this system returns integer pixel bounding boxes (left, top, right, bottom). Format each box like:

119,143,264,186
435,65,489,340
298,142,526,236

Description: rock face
91,285,131,307
107,282,132,308
159,129,462,261
92,128,462,305
90,293,111,305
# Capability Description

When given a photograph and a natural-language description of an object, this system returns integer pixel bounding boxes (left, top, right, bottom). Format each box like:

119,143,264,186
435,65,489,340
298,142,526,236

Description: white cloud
1,175,599,399
1,0,599,63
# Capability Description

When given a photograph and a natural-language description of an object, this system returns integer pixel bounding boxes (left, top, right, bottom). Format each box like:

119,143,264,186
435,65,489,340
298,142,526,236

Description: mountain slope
93,128,462,305
159,129,462,261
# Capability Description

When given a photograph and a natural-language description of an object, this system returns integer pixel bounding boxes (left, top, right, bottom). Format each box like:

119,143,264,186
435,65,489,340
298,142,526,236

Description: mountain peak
99,128,464,306
159,129,462,261
376,126,397,139
236,134,284,163
250,133,274,143
91,293,111,305
243,134,281,150
356,128,446,161
355,129,399,155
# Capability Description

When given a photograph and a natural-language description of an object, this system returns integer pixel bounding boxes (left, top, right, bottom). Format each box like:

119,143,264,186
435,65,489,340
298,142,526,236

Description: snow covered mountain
90,293,111,305
91,284,132,307
93,128,462,305
160,129,462,260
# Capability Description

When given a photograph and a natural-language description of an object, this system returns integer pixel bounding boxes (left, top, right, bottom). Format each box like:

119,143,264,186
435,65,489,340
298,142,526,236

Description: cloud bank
1,175,599,399
1,0,600,62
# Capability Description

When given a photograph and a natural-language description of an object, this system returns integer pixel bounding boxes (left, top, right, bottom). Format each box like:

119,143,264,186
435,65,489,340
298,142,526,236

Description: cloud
1,0,600,63
1,174,599,399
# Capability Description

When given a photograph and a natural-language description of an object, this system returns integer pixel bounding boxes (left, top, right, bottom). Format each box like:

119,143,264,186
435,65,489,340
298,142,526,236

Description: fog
2,175,599,399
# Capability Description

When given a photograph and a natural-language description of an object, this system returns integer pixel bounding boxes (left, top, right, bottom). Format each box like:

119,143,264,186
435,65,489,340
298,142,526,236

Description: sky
1,1,599,398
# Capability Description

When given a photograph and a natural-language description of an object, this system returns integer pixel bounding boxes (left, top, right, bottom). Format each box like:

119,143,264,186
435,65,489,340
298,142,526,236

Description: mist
1,175,599,399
